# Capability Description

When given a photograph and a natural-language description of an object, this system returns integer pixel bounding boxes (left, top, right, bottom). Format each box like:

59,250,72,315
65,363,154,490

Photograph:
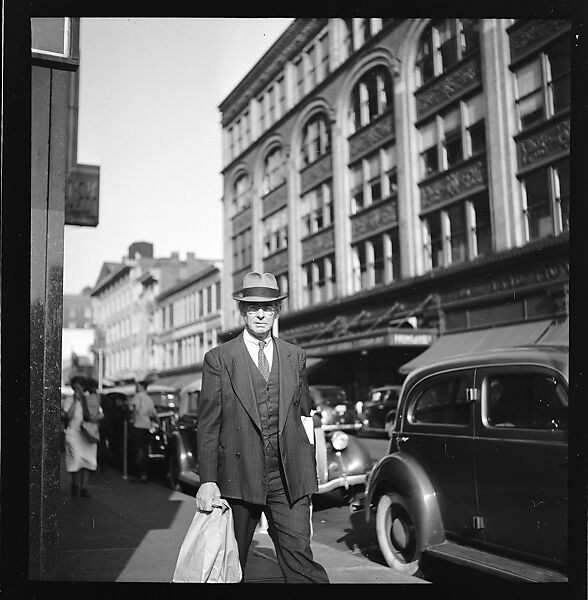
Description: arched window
301,113,331,167
262,146,286,195
416,19,480,87
350,66,393,132
230,173,251,218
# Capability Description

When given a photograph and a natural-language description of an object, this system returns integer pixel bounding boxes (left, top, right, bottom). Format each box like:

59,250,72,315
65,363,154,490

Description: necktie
258,340,270,381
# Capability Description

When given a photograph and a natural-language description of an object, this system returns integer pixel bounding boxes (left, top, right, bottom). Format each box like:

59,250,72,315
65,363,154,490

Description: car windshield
368,388,400,405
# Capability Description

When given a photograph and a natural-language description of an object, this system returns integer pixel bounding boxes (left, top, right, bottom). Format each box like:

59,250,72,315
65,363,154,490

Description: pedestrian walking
195,271,329,583
61,374,102,498
129,379,160,482
85,376,107,472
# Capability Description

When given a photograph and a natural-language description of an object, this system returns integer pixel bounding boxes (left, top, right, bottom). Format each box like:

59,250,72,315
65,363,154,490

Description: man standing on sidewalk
129,379,159,482
195,271,329,583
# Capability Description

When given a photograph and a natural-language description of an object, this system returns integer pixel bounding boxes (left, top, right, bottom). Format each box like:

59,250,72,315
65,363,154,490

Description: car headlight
330,431,349,451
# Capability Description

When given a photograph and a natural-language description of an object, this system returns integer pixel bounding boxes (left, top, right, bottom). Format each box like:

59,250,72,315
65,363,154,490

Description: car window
411,376,470,425
485,374,568,430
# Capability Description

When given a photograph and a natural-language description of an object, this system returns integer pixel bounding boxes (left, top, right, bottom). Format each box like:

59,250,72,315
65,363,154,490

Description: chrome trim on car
317,474,367,494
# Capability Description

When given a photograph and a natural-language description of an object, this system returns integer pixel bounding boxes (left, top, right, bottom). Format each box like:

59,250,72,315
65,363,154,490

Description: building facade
90,242,216,384
61,287,95,386
218,18,569,401
152,261,223,390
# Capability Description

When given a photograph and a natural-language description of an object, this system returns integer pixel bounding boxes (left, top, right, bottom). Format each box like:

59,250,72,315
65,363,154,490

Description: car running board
425,541,567,582
178,471,200,486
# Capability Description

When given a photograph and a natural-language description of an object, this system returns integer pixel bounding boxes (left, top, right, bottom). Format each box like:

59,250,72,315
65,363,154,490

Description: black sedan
358,385,402,438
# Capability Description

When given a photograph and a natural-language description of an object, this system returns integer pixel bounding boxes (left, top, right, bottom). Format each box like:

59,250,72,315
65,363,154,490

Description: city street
54,447,425,584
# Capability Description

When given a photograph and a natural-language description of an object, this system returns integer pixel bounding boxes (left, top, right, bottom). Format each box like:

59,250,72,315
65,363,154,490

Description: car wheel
376,492,421,575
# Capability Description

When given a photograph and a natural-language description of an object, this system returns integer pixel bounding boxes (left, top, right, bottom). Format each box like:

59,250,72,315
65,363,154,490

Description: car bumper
316,473,367,494
321,423,362,432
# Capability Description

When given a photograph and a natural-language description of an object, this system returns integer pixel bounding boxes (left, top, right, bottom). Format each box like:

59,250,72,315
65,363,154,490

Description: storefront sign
389,330,435,346
65,164,100,227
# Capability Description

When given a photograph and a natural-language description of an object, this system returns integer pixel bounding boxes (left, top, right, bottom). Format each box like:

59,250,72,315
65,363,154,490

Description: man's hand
195,481,221,512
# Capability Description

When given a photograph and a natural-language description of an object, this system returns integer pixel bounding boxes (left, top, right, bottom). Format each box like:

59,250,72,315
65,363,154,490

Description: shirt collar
243,328,273,349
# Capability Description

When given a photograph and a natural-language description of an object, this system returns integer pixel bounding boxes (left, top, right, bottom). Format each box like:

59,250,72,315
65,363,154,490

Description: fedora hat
232,271,288,302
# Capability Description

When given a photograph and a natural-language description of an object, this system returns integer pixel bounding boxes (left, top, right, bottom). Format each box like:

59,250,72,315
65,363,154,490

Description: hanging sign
65,164,100,227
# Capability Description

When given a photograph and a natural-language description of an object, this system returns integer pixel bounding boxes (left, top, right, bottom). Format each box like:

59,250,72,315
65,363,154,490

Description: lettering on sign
391,332,433,346
65,164,100,227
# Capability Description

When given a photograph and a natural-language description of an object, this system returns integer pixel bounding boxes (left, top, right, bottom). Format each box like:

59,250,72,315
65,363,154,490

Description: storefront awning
180,375,203,395
399,319,553,375
157,372,202,391
306,357,328,374
536,317,569,345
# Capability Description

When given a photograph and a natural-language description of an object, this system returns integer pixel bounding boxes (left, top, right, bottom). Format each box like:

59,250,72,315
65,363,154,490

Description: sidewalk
54,454,426,584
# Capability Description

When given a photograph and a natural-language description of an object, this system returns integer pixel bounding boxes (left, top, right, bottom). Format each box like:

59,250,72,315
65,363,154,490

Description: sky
63,17,293,294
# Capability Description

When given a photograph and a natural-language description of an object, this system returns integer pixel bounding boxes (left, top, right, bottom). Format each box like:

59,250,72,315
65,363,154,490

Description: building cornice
90,265,131,297
156,264,221,302
218,18,327,127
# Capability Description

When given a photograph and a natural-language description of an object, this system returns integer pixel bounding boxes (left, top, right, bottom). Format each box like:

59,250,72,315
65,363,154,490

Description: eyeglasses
245,304,277,314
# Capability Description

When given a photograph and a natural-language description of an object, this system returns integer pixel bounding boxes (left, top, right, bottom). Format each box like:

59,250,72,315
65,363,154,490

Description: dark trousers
227,444,329,584
131,426,150,478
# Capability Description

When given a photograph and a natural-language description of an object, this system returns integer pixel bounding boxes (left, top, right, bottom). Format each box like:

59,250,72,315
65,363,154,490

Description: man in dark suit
195,271,329,583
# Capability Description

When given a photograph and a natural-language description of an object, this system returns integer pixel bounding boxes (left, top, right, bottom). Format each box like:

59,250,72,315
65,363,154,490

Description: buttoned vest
248,344,279,453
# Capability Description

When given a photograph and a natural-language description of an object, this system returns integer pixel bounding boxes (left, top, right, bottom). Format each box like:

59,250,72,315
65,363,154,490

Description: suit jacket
196,332,318,505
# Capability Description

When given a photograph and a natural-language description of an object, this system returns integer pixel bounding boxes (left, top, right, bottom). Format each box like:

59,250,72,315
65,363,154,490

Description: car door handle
399,436,409,443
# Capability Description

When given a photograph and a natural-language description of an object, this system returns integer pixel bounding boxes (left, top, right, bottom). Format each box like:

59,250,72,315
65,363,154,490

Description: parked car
99,384,179,473
363,344,568,582
358,385,402,438
309,385,362,432
166,387,373,503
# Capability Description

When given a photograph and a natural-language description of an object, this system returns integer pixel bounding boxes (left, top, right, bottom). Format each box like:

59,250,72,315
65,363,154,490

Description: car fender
336,434,373,476
167,429,194,473
365,451,445,550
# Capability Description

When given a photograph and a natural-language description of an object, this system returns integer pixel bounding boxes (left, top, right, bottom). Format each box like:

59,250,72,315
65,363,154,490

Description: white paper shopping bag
173,499,242,583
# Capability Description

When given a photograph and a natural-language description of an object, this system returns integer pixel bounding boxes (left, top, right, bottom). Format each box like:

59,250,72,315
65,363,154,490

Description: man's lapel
277,339,296,434
228,334,261,430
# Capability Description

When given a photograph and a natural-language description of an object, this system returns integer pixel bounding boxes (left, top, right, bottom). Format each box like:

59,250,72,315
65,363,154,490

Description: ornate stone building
218,19,569,401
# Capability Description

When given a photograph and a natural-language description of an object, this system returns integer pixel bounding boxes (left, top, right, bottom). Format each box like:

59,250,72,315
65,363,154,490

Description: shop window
521,159,569,242
262,147,286,195
230,173,251,218
232,228,252,272
301,113,331,167
418,93,486,179
350,144,397,214
350,66,393,133
416,19,480,87
422,192,491,271
300,182,333,237
263,207,289,257
301,255,336,307
513,33,570,132
352,229,400,292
